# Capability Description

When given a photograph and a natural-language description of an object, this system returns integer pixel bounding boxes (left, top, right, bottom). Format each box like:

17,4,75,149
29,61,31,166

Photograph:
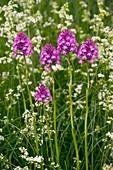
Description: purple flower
35,84,52,103
57,29,78,55
40,44,60,72
77,39,99,64
13,32,34,57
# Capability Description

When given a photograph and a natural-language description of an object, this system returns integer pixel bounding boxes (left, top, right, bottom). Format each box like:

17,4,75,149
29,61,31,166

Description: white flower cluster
2,72,9,80
0,135,4,142
90,0,109,33
19,147,44,168
35,0,42,4
106,117,113,125
0,153,10,169
51,64,64,72
14,166,29,170
102,164,113,170
73,84,83,98
21,109,35,137
79,0,91,23
58,2,74,29
32,33,43,54
50,1,59,14
41,71,52,86
0,0,43,61
106,132,113,140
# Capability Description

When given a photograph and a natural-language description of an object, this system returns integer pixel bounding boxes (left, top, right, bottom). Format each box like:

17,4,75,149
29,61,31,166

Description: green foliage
0,0,113,169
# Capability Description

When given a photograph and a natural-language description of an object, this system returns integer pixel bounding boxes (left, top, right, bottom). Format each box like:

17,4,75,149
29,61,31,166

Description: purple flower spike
35,84,52,103
57,29,78,55
77,39,99,64
40,44,60,71
13,32,34,57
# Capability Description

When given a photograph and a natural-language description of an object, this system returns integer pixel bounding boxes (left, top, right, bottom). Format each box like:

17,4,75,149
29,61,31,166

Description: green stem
52,74,60,169
69,68,80,170
17,65,26,111
44,105,54,161
85,88,89,170
24,56,38,155
85,64,89,170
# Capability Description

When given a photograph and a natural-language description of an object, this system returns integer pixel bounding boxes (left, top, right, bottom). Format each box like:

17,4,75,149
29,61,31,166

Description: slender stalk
91,99,95,170
52,74,60,169
17,65,26,111
24,56,38,155
43,104,54,161
69,67,80,170
85,88,89,170
85,64,89,170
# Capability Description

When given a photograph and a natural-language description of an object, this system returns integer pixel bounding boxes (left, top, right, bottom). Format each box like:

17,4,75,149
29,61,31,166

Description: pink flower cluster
35,84,52,103
13,32,34,57
77,39,99,64
57,29,78,55
40,44,60,72
13,30,99,103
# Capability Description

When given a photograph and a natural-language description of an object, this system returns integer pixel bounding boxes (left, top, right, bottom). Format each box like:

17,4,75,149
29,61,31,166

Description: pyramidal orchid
13,32,34,57
35,84,52,103
57,29,78,55
77,39,99,64
40,44,60,72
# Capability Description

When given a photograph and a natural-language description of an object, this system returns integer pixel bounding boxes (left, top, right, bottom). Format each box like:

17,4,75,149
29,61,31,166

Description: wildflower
13,32,34,57
35,84,52,103
57,29,78,55
40,44,60,72
77,39,99,64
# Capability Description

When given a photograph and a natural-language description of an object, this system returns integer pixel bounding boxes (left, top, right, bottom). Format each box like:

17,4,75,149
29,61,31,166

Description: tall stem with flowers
40,43,61,168
13,32,39,155
77,38,99,170
57,29,80,170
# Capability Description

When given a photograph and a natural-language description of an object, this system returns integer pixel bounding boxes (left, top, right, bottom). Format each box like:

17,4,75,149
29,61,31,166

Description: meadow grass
0,0,113,169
